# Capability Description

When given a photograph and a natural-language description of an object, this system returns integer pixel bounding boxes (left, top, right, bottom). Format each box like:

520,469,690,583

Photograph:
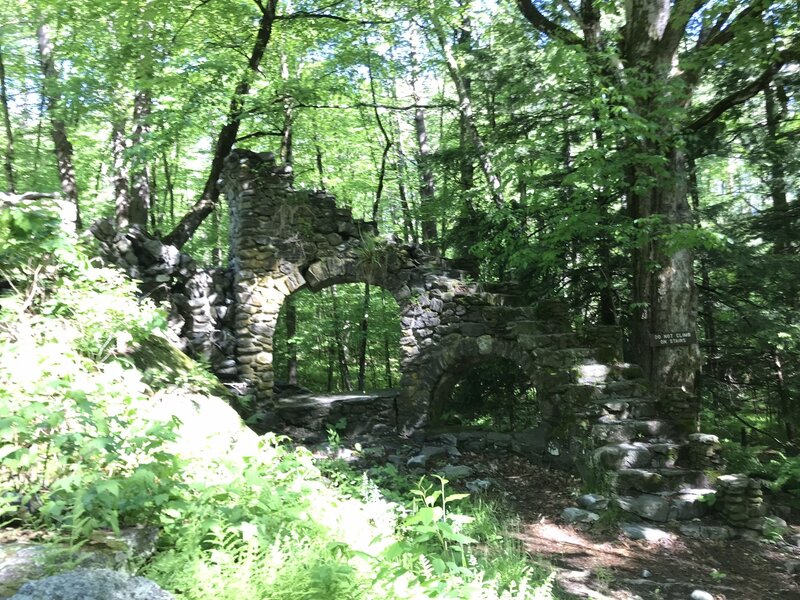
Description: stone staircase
570,361,719,523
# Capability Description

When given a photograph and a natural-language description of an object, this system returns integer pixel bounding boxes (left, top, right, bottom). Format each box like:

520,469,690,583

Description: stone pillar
223,150,299,407
716,474,767,532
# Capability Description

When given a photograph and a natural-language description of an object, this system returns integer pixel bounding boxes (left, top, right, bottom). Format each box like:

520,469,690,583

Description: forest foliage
0,0,799,594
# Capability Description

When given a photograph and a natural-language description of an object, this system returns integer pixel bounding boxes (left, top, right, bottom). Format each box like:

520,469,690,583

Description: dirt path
483,455,800,600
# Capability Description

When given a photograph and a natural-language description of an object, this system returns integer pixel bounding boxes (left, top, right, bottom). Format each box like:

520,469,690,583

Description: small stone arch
402,335,543,429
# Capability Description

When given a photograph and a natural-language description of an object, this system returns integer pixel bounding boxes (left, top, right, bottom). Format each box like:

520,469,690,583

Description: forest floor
469,454,800,600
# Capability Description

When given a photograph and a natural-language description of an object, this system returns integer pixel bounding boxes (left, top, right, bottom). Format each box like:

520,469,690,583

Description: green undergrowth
0,201,556,599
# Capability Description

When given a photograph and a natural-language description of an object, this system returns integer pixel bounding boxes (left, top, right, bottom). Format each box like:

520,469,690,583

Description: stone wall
90,220,236,377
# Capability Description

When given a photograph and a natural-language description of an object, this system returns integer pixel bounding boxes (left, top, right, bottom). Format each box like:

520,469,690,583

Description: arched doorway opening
272,283,402,394
429,357,540,432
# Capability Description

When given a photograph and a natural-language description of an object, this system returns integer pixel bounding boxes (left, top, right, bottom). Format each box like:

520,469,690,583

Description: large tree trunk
629,147,700,394
0,44,16,193
164,0,278,249
37,24,81,231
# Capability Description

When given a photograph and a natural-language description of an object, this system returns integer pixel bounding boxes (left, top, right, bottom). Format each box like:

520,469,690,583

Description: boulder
10,568,174,600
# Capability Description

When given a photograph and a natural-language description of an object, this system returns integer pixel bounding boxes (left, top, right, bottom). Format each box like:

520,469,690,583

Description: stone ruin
90,150,783,535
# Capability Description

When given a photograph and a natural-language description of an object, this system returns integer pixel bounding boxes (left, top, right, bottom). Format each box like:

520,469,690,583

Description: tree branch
662,0,709,57
687,45,799,132
236,130,283,142
698,5,760,50
515,0,582,45
274,11,390,25
293,101,456,111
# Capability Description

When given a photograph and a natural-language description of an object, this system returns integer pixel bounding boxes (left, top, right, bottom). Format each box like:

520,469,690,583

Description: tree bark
0,44,16,193
279,52,293,165
37,24,81,231
164,0,278,248
381,288,393,387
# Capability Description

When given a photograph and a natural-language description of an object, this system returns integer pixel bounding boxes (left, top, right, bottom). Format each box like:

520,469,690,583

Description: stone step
480,281,524,295
616,488,716,522
486,293,527,306
516,332,580,350
507,319,571,335
600,379,649,397
615,467,710,494
585,397,659,420
595,441,681,470
591,419,673,443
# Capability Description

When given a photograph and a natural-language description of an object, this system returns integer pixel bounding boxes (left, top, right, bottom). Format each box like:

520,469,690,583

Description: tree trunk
330,286,352,391
764,81,790,254
161,151,175,228
37,24,81,231
428,6,503,207
381,288,393,387
0,44,16,193
112,120,131,228
357,282,370,391
688,154,718,378
629,146,700,394
279,50,294,166
129,88,152,229
285,295,298,385
164,0,278,248
410,46,437,249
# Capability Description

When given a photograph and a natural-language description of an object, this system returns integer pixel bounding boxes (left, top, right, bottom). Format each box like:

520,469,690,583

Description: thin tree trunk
357,282,370,391
37,24,81,231
764,81,789,254
390,82,417,244
366,57,390,222
129,88,152,229
285,296,298,385
165,0,278,248
688,154,717,377
410,49,438,248
428,5,503,207
150,159,158,232
161,151,175,228
0,44,16,192
112,120,131,228
330,286,352,391
769,347,795,441
315,137,325,189
381,288,393,387
279,52,293,166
